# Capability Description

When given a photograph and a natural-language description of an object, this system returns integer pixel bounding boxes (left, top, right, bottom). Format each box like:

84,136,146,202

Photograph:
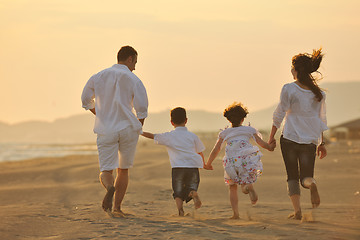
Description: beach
0,137,359,240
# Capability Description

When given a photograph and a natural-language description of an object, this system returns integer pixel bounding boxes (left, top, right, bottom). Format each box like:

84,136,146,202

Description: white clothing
81,64,148,135
219,126,263,185
97,127,139,171
273,82,328,145
154,127,205,168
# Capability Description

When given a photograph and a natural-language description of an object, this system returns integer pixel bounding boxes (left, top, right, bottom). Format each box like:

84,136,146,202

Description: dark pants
172,168,200,202
280,136,317,196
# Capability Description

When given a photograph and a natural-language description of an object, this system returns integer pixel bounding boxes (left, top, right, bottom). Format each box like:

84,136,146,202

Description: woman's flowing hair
292,48,324,102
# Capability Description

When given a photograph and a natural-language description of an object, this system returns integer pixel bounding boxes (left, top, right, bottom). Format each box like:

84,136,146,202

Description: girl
205,102,275,219
268,48,328,220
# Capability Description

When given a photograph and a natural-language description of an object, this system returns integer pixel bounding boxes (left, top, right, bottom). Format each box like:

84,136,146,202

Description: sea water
0,143,98,162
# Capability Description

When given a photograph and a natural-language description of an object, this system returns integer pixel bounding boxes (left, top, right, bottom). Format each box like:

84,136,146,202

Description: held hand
317,145,327,159
268,139,276,151
204,164,213,170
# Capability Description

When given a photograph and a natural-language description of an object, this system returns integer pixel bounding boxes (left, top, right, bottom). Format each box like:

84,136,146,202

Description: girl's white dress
219,126,263,185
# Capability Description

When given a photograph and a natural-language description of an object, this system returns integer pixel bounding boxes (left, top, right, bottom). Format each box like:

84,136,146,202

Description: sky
1,0,360,124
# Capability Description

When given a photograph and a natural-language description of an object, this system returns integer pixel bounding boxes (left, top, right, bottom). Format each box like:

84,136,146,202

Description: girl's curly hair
223,102,249,127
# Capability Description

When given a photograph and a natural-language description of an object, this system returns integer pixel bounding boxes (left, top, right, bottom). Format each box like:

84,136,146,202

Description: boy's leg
229,184,239,219
175,197,185,216
184,169,201,209
189,191,202,209
172,168,187,215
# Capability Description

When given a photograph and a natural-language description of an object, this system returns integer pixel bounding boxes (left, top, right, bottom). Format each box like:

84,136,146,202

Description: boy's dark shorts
172,168,200,203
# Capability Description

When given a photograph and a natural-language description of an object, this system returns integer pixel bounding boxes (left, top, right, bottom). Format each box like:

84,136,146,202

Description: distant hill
0,81,359,143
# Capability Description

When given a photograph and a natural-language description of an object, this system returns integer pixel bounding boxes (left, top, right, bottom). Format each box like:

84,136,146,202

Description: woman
268,48,328,220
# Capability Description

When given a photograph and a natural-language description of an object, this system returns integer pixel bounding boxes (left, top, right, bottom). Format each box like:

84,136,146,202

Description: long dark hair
292,48,324,101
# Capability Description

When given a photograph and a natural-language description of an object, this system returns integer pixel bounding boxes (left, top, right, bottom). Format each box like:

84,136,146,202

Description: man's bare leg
99,170,115,212
113,168,129,214
175,197,185,216
229,184,240,219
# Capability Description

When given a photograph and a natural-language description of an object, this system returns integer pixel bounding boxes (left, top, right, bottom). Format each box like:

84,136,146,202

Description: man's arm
81,76,96,114
141,131,154,139
134,81,148,125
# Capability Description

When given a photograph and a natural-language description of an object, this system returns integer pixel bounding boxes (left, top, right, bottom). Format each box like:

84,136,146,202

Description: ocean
0,143,98,162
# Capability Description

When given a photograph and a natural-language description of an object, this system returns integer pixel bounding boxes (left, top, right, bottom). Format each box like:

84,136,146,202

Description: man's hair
117,46,137,62
171,107,187,125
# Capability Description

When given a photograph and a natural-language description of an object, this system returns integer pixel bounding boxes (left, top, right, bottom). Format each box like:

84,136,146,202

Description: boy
142,107,205,216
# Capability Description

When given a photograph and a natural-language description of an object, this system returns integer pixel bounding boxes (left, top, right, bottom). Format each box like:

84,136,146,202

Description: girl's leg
244,183,258,205
229,184,239,219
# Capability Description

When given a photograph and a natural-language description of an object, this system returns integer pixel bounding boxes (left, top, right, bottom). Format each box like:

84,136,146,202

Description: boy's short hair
171,107,187,125
117,46,138,62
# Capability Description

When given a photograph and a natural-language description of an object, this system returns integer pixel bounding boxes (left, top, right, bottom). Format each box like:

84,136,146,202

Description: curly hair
223,102,249,127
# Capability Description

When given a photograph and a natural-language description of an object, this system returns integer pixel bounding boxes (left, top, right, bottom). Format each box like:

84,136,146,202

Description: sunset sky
1,0,359,124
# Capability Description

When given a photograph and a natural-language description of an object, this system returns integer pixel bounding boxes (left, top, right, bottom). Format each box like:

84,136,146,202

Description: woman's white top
273,82,328,145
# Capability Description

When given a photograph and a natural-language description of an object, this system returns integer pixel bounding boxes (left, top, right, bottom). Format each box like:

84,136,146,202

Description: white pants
97,127,139,171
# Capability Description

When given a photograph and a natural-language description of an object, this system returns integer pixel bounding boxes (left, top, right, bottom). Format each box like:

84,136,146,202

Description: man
81,46,148,217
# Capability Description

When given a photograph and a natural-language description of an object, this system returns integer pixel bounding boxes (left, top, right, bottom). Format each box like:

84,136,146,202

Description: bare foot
178,208,185,216
310,183,320,208
230,214,240,220
247,186,258,205
288,210,302,220
112,210,127,218
102,186,115,212
241,185,249,194
189,191,202,209
113,209,132,217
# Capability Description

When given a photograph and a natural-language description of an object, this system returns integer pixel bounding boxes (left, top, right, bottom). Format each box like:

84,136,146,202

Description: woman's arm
269,125,278,143
317,133,327,159
204,138,223,170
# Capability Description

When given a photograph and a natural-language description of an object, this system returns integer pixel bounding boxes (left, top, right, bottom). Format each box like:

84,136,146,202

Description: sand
0,137,359,240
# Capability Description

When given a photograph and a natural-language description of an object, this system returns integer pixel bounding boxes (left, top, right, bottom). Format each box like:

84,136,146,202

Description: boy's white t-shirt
154,127,205,168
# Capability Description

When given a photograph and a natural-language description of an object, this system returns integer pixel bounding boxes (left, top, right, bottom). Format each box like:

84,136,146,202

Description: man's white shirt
81,64,148,135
